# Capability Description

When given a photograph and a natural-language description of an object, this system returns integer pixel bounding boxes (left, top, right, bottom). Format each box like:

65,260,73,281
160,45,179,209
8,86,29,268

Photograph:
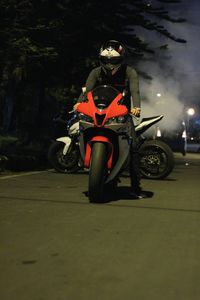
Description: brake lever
68,110,75,114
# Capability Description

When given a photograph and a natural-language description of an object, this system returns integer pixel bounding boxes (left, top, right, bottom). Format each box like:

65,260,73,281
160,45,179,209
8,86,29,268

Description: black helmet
99,40,125,71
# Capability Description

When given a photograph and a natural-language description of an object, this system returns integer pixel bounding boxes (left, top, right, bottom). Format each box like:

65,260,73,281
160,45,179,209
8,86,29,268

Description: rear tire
139,140,174,179
48,141,79,173
89,142,107,203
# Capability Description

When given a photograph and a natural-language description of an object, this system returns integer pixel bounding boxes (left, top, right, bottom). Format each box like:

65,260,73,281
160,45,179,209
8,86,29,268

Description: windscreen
91,85,120,109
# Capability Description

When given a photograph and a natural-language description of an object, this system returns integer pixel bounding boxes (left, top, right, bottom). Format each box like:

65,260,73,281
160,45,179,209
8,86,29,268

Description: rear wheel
89,142,107,203
139,140,174,179
48,141,79,173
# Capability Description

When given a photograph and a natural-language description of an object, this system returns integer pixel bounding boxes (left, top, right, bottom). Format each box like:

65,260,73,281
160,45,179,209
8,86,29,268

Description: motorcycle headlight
105,115,127,125
78,113,93,123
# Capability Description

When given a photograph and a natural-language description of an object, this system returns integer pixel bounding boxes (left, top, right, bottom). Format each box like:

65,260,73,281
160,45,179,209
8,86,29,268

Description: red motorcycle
77,85,165,202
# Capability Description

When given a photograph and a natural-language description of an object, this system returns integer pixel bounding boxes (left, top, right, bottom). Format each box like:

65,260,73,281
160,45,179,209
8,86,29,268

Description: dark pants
127,116,141,191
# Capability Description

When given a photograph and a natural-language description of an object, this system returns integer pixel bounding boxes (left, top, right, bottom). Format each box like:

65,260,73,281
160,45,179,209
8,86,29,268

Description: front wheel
88,142,107,203
139,140,174,179
48,141,79,173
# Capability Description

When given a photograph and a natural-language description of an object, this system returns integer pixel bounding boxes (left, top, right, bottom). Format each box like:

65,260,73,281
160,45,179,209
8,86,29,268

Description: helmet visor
100,55,123,66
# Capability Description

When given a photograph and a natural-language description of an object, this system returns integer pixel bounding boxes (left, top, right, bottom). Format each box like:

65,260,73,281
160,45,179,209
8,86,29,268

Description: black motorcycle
48,112,174,180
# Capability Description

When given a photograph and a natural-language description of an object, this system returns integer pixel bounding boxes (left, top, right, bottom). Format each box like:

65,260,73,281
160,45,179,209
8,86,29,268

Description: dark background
1,0,199,164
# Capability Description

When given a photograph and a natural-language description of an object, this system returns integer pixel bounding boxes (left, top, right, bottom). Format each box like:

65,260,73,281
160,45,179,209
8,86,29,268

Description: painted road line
0,170,53,180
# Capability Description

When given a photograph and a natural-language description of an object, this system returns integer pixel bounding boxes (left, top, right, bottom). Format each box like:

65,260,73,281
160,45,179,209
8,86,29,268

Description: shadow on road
83,186,154,204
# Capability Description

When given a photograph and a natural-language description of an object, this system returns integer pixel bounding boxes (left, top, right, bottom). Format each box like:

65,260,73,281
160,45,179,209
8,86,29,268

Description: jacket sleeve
77,68,99,102
126,66,141,108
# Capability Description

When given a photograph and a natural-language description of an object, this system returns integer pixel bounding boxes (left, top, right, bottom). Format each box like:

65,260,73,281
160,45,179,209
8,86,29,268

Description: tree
0,0,186,139
0,0,187,82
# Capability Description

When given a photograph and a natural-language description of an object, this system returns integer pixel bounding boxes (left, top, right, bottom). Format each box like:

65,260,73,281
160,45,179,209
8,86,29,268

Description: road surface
0,153,200,300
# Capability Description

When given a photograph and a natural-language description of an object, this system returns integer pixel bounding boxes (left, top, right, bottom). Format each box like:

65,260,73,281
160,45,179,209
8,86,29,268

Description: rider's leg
127,116,144,197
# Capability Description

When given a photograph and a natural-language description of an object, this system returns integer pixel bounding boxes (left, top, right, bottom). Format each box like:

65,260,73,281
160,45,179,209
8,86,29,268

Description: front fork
83,136,113,169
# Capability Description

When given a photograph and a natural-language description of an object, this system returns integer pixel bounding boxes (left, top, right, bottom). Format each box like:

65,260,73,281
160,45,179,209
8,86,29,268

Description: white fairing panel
56,137,72,155
69,122,79,135
135,115,163,132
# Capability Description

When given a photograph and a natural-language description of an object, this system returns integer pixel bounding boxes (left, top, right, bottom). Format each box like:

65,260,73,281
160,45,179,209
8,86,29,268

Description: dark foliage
0,0,186,142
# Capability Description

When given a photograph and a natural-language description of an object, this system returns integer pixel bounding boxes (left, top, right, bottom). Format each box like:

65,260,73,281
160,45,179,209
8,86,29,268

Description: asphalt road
0,153,200,300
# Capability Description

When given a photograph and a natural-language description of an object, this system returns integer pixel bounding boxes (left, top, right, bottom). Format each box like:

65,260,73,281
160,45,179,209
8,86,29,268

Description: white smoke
140,70,185,131
135,0,200,134
165,0,200,104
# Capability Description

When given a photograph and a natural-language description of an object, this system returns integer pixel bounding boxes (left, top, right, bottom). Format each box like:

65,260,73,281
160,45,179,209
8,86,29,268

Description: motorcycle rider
74,40,145,198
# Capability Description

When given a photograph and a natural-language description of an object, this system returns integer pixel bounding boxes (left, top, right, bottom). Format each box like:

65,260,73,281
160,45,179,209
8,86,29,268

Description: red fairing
84,136,113,169
77,91,128,127
77,86,128,170
77,92,97,117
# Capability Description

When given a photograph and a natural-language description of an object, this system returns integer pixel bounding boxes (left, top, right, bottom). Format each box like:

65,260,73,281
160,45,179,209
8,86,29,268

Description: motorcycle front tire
88,142,107,203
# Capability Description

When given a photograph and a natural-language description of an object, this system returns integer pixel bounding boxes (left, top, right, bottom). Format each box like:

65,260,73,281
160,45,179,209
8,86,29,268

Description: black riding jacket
78,64,141,111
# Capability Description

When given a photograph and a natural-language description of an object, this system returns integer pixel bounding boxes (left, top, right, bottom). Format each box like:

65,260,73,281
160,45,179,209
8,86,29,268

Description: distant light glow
156,127,162,137
182,130,187,138
156,93,161,97
187,108,195,116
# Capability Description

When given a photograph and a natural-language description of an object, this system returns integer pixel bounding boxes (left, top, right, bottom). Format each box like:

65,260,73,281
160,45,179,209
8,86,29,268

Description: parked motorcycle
48,86,174,201
48,113,80,173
